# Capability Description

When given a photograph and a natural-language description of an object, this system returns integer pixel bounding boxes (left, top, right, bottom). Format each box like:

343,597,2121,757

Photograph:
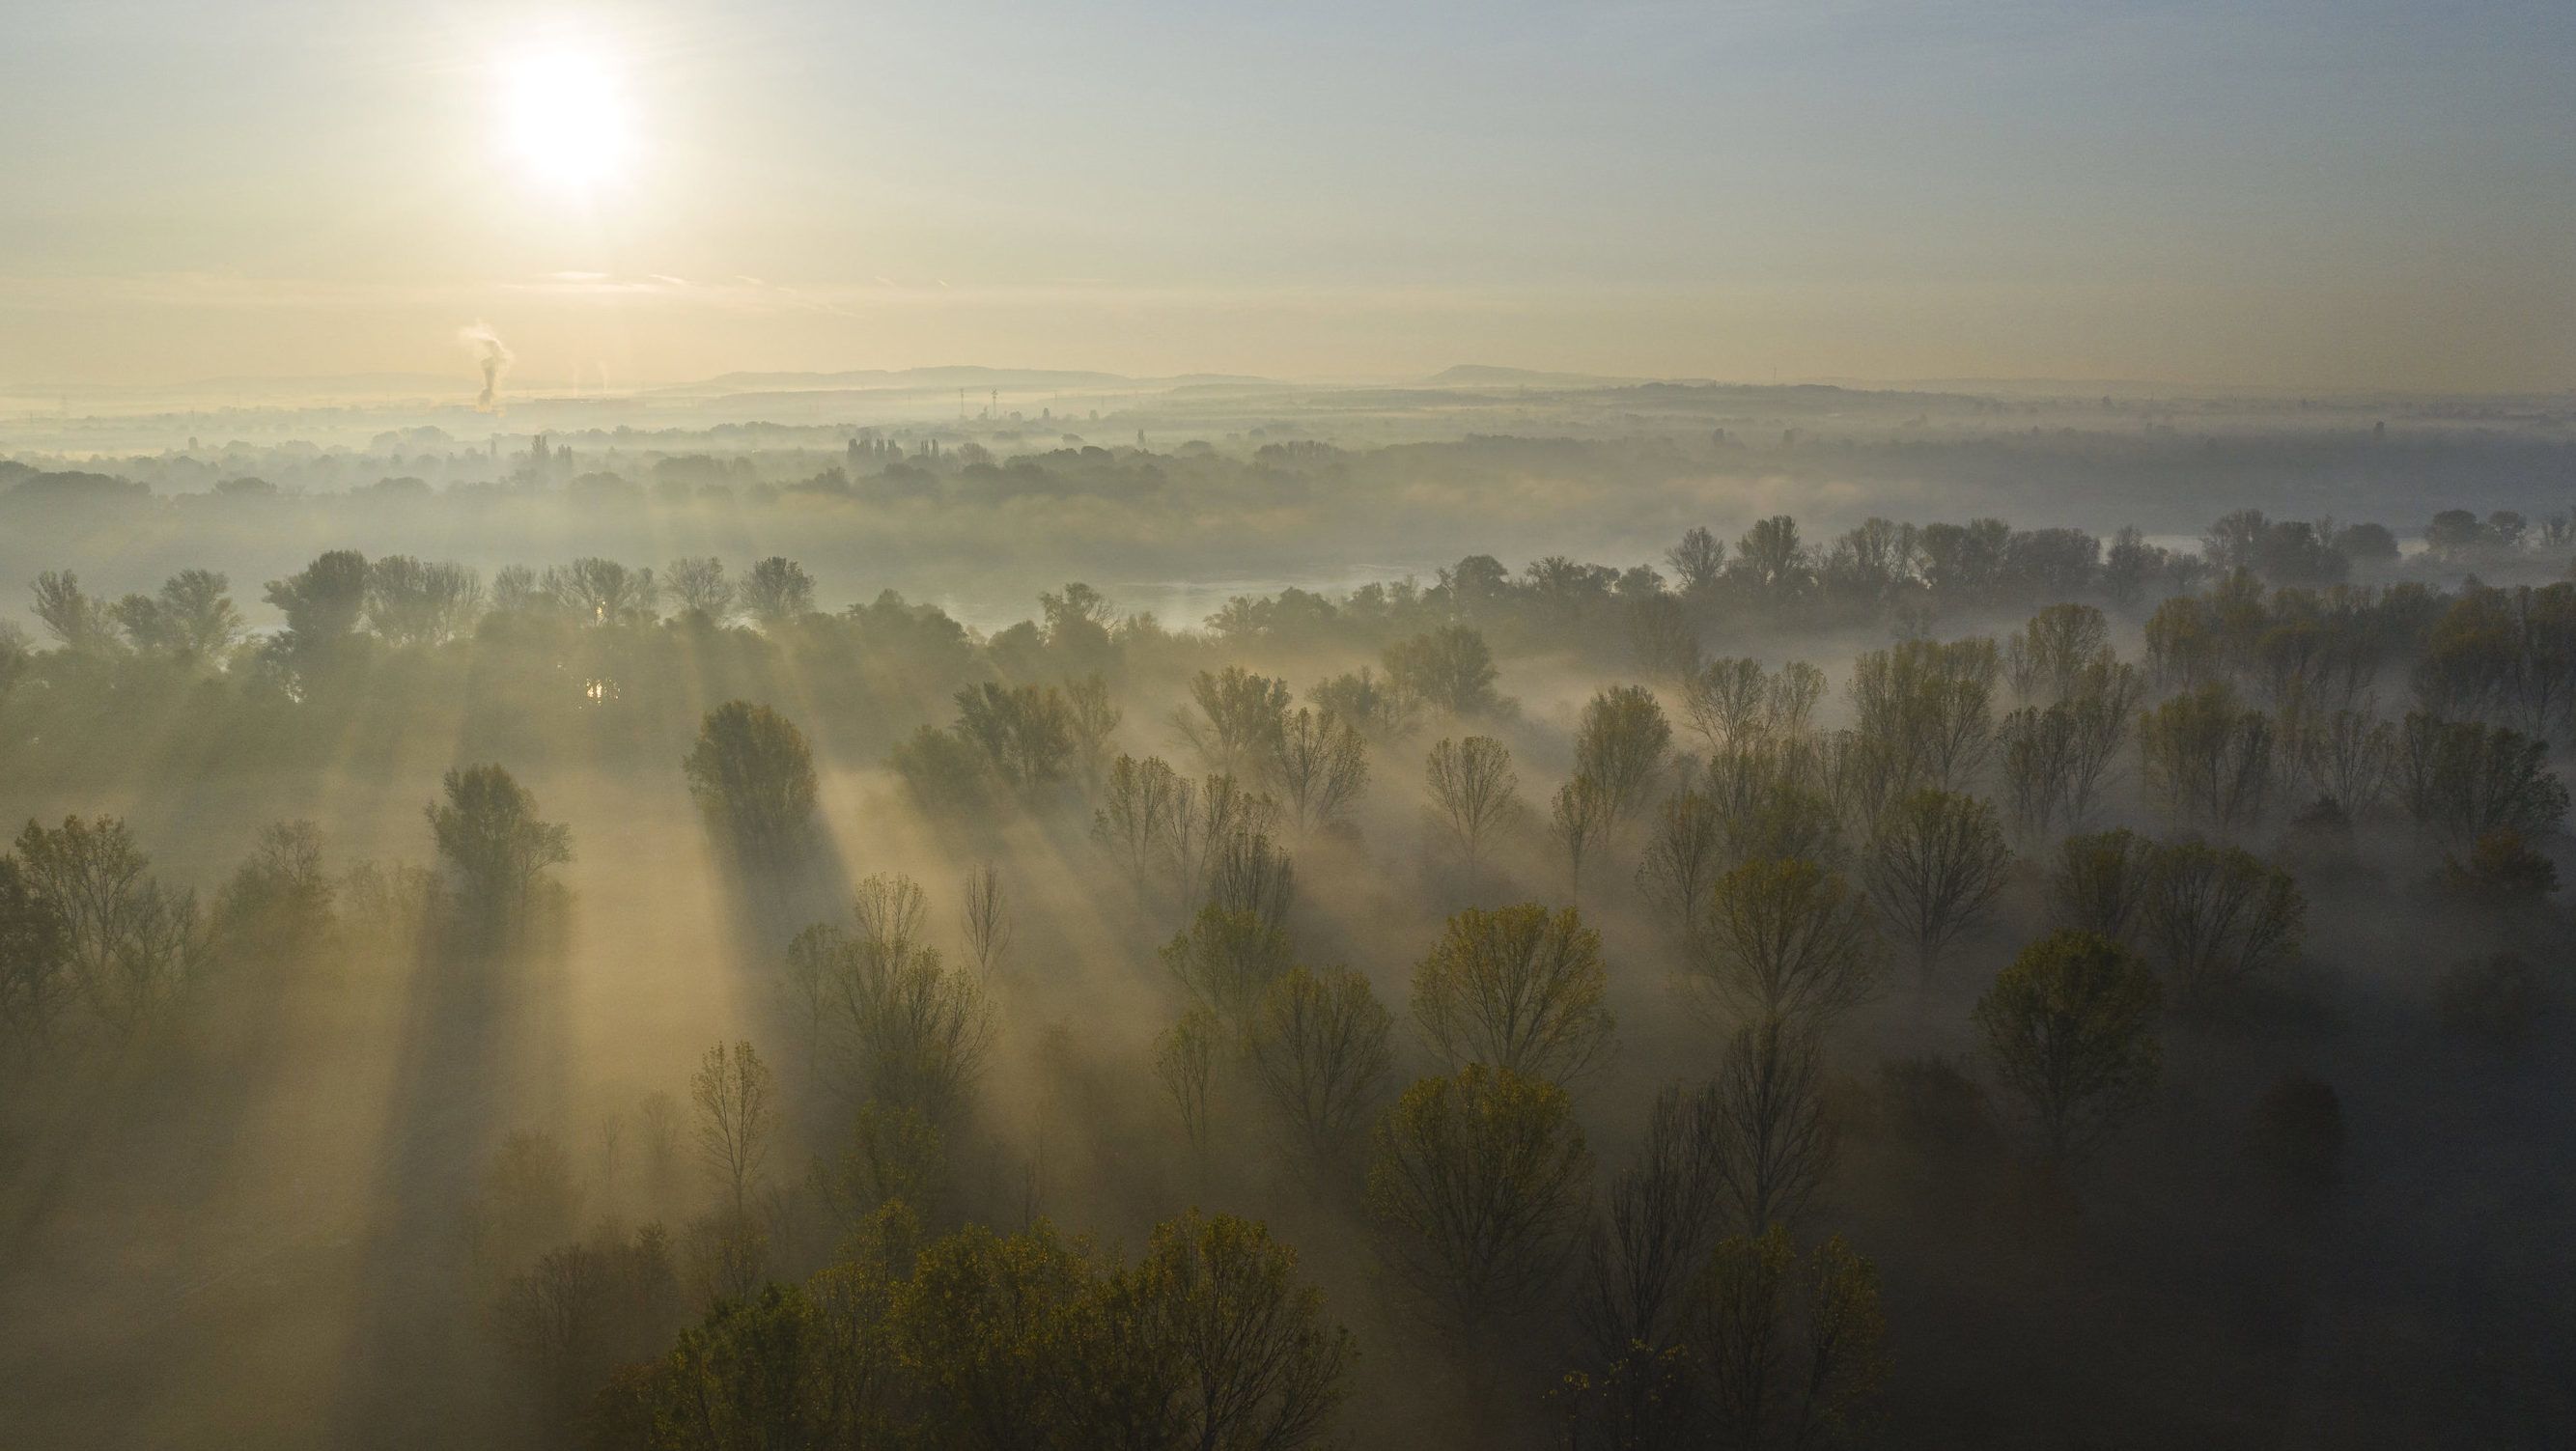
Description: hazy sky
4,0,2570,390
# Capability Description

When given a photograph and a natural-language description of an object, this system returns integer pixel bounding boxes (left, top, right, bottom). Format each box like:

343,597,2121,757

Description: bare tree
1203,828,1297,930
2286,706,2395,814
1155,1007,1221,1156
1582,1080,1726,1366
1162,905,1296,1025
1550,774,1613,909
1169,774,1281,906
1270,707,1370,837
1637,787,1726,951
1712,1018,1831,1236
0,856,71,1054
2396,712,2569,851
663,556,737,622
1682,658,1822,754
1694,857,1882,1029
1680,1230,1887,1451
691,1040,777,1215
1410,903,1614,1083
852,873,929,957
1863,790,2014,975
1366,1065,1595,1333
1092,754,1188,897
1245,965,1395,1169
2142,840,2307,1000
2047,828,2152,943
831,935,995,1125
2140,684,2277,832
1999,656,2141,839
2004,602,2113,705
638,1091,680,1198
1847,637,2000,796
1062,673,1123,795
12,816,209,1037
1976,931,2162,1159
1424,736,1522,894
960,863,1011,980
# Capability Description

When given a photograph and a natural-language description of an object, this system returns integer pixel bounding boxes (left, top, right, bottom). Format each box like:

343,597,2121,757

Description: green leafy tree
1576,685,1672,828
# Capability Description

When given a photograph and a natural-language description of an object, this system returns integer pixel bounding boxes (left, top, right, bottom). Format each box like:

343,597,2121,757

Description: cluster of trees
11,486,2576,1447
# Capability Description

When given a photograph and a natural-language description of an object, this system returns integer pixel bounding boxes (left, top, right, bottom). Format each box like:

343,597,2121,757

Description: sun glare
501,46,632,190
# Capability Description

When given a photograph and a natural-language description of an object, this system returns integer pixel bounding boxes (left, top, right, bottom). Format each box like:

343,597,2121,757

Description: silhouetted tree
960,863,1011,979
1424,736,1522,894
1270,707,1369,837
741,556,817,628
1368,1065,1594,1333
1976,930,2162,1160
683,701,820,867
1246,965,1394,1171
693,1040,778,1215
2142,840,2306,999
1694,858,1882,1029
2048,828,2151,942
2140,684,2276,831
1551,774,1613,908
1576,685,1673,829
264,548,370,671
1384,625,1502,717
1679,1229,1886,1451
663,556,737,622
425,764,572,933
1163,905,1295,1026
1863,790,2012,975
1712,1018,1832,1237
1411,903,1613,1082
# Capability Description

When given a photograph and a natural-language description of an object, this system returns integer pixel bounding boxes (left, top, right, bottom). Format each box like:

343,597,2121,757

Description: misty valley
3,391,2575,1449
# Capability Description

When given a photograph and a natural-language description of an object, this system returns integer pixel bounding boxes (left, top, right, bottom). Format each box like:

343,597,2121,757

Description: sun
500,46,633,190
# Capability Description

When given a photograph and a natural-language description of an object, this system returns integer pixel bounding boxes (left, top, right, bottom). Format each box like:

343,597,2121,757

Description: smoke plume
460,321,515,413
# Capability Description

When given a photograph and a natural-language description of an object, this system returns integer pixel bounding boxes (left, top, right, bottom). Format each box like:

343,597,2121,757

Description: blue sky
3,1,2570,387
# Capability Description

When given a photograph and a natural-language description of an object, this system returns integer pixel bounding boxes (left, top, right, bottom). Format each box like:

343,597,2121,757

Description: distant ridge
1423,364,1652,387
660,366,1275,396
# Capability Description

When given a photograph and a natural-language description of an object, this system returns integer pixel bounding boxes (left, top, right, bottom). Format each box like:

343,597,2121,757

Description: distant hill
1422,364,1652,387
661,366,1277,396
